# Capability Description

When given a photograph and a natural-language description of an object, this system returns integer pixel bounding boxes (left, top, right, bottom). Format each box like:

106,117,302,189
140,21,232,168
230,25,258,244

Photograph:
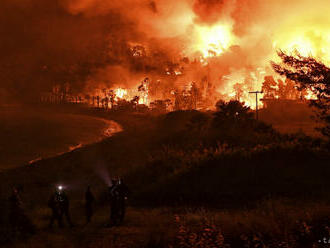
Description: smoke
0,0,135,101
94,160,112,186
1,0,329,103
193,0,229,24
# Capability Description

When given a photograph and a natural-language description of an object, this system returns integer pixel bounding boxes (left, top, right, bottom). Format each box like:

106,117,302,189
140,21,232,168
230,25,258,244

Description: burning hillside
65,0,328,110
1,0,328,108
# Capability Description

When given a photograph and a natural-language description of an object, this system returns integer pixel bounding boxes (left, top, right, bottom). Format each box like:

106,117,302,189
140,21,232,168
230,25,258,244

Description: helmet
55,185,63,195
110,178,118,187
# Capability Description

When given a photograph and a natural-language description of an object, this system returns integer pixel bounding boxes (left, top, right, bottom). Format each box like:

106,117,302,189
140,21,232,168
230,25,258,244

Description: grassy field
0,105,121,171
0,105,329,247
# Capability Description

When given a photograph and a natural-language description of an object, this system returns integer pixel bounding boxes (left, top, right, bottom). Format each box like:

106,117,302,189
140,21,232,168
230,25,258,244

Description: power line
248,91,263,120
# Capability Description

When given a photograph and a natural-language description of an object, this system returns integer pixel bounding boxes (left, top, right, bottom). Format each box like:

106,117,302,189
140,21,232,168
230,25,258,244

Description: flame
138,97,147,105
189,22,234,58
304,88,317,100
114,88,128,100
272,22,330,65
81,1,329,112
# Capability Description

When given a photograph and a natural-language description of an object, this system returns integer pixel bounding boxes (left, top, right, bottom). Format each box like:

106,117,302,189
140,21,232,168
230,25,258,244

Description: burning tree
233,83,244,102
261,76,301,100
138,77,150,105
272,51,330,138
262,76,278,99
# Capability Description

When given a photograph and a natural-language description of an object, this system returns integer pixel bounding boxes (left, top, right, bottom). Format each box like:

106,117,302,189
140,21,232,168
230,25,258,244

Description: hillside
0,106,329,248
0,105,121,171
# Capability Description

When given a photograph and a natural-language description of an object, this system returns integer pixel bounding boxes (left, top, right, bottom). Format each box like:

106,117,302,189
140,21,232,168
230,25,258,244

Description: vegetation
0,106,113,170
0,103,329,247
272,51,330,138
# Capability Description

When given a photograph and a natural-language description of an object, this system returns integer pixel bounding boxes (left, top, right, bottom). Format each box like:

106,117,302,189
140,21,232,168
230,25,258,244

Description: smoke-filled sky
1,0,329,102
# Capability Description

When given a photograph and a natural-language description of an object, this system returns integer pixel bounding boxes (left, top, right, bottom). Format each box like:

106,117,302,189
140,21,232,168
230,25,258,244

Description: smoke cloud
0,0,329,103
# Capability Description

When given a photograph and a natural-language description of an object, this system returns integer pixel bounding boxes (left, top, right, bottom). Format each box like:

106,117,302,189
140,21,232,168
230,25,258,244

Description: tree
233,83,244,101
272,51,330,137
262,76,278,98
213,100,254,127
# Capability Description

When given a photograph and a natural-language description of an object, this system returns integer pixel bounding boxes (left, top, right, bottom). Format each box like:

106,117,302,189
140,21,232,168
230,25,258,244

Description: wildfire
190,22,234,58
304,88,318,100
72,1,329,112
272,22,330,66
114,88,128,100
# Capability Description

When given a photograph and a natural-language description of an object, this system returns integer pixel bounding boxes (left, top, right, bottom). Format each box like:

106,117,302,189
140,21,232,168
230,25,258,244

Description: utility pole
248,91,263,120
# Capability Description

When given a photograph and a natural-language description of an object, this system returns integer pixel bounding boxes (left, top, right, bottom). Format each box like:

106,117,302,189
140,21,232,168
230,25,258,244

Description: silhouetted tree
233,83,244,101
272,51,330,137
284,78,300,100
85,94,90,104
150,99,168,113
262,76,277,98
96,96,100,108
131,96,140,109
213,100,254,128
190,82,200,109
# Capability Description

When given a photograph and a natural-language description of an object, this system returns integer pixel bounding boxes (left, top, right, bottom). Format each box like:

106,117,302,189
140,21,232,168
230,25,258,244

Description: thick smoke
193,0,229,24
1,0,329,103
0,0,137,101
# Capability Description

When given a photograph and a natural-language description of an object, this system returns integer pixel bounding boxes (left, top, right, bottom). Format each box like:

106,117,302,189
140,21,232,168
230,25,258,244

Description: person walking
9,187,35,236
48,186,73,228
59,189,74,227
116,178,130,225
107,179,119,227
48,187,63,228
85,185,95,224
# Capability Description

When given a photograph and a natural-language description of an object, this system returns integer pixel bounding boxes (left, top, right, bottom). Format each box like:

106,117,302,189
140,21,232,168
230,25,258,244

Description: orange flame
192,22,234,58
114,88,128,100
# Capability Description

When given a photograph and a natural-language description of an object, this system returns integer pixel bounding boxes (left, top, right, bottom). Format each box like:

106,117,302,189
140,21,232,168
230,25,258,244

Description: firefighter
9,187,35,235
48,186,73,228
9,187,23,232
116,178,130,225
85,185,95,224
107,179,119,227
59,189,74,227
48,187,63,228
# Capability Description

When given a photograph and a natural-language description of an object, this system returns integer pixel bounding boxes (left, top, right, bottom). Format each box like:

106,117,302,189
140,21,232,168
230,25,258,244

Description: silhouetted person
48,188,63,228
85,186,95,224
48,186,73,228
9,187,23,232
116,178,130,225
107,179,119,227
9,187,35,235
59,190,73,227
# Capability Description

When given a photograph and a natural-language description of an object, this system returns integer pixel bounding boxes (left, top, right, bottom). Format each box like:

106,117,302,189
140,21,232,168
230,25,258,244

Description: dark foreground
0,105,329,248
0,105,121,170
